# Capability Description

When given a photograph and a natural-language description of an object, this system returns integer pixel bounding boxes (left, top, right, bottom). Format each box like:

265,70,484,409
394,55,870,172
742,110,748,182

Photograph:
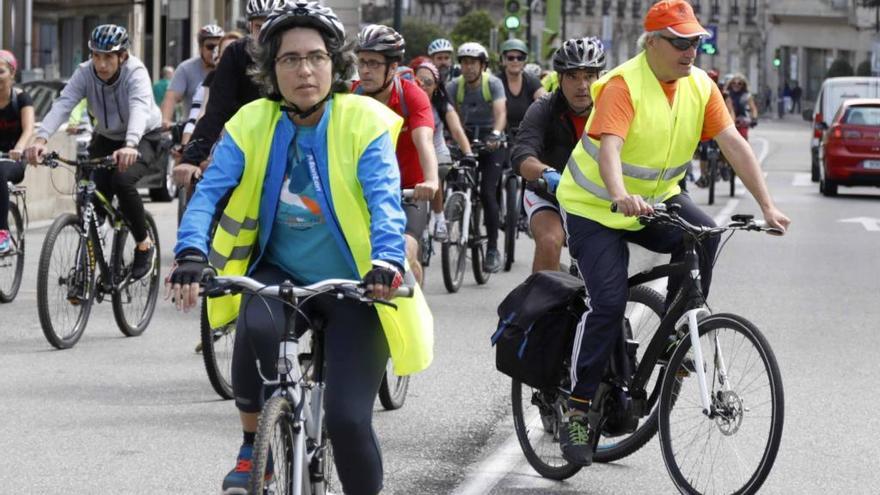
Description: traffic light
699,24,718,56
505,0,522,31
773,49,782,67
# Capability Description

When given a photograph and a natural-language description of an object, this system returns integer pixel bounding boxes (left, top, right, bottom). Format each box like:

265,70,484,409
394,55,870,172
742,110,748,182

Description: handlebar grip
610,202,618,213
394,285,414,298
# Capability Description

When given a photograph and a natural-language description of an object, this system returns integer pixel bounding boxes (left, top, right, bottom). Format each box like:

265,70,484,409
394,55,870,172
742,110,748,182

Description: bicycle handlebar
201,274,415,305
42,151,116,170
610,202,783,236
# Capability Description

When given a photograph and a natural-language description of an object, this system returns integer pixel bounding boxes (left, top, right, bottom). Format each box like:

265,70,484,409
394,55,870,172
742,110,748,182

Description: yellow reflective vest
557,52,713,230
207,94,434,375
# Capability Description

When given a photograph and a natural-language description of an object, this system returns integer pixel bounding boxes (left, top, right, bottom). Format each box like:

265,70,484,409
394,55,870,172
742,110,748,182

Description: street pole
526,0,532,60
393,0,402,32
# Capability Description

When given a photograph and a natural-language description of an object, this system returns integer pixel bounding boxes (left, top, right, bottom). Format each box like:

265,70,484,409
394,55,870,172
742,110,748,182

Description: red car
819,98,880,196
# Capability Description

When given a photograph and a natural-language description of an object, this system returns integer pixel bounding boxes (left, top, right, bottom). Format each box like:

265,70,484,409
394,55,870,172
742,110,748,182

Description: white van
806,77,880,181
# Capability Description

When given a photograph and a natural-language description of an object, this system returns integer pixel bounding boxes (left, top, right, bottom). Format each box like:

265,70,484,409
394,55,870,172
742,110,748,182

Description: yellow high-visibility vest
207,94,434,375
557,52,713,230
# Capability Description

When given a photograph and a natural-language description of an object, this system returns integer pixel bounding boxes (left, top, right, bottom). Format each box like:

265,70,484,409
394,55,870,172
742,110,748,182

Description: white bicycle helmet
427,38,454,56
246,0,286,20
457,42,488,62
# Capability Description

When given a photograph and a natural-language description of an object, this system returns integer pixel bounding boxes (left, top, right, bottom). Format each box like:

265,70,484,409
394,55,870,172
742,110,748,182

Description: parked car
804,77,880,182
817,98,880,196
18,79,177,202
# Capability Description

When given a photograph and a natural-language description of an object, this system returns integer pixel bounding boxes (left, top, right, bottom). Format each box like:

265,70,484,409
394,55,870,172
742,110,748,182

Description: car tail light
814,113,824,139
831,126,842,140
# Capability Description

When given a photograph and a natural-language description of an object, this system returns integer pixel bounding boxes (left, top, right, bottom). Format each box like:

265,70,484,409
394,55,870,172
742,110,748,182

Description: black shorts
403,199,428,238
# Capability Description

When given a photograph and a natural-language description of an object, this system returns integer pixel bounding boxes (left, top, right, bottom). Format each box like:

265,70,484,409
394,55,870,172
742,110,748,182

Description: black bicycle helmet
89,24,130,53
246,0,285,20
356,24,406,60
552,36,606,73
259,1,345,52
198,24,225,44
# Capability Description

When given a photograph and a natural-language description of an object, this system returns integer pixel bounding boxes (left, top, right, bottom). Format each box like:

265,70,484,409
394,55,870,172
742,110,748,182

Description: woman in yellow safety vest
166,3,432,494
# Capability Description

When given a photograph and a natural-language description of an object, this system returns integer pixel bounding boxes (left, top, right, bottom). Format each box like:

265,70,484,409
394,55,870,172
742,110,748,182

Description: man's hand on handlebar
164,250,213,312
174,163,202,188
24,139,48,166
611,194,654,217
113,146,139,172
413,179,439,201
760,205,790,235
486,131,504,151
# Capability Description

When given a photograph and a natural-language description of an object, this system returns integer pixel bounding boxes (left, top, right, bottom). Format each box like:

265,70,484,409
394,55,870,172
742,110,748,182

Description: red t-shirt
351,77,435,188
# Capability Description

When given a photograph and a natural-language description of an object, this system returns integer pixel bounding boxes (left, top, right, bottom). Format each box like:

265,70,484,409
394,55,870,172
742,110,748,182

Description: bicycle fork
677,307,732,418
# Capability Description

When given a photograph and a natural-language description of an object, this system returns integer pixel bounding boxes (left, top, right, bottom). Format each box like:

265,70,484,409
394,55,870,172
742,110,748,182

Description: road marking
839,217,880,232
753,137,769,166
792,173,812,187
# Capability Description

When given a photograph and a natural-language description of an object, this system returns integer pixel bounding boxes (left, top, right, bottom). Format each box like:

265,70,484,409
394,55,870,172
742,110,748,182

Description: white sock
433,211,446,222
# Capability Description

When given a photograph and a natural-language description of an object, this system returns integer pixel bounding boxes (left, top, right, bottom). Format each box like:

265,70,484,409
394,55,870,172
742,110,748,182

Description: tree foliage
826,58,855,78
392,17,448,62
857,60,873,76
450,10,494,49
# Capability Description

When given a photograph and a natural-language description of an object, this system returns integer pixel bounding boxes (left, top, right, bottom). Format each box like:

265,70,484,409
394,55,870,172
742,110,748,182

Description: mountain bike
0,154,27,303
35,152,161,349
440,142,491,293
199,275,413,495
512,204,784,494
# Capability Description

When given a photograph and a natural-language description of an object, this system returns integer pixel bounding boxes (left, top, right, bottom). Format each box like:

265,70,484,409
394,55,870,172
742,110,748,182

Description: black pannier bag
491,271,587,389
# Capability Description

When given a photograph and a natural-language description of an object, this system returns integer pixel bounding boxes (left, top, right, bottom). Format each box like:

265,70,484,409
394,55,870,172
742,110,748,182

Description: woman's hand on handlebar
164,250,211,312
363,261,403,301
413,179,439,201
611,194,653,217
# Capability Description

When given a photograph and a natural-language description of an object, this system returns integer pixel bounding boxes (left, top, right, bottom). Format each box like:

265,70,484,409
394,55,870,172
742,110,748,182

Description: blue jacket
174,97,407,274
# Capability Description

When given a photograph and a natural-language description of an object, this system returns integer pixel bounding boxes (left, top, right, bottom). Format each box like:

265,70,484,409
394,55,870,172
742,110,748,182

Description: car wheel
820,177,838,197
149,158,178,202
811,149,820,182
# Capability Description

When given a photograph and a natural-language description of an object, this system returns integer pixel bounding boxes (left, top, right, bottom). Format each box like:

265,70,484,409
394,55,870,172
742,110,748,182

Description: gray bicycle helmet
552,36,606,73
198,24,225,44
259,1,345,51
457,42,489,62
89,24,130,53
246,0,285,19
427,38,454,56
500,39,528,55
356,24,406,60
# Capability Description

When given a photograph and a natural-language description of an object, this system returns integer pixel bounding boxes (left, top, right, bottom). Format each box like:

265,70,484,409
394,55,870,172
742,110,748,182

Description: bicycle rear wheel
378,359,410,410
658,313,784,495
470,202,491,285
111,211,160,336
441,193,467,293
0,202,25,303
511,379,582,480
594,285,668,463
200,298,235,399
502,175,519,272
729,166,737,197
37,213,94,349
251,396,307,495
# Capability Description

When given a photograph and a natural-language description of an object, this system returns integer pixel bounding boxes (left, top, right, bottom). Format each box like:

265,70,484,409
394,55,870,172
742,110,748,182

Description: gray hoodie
36,55,162,145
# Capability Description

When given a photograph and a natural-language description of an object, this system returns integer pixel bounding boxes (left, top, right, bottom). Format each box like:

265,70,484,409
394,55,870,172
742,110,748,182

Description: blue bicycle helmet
89,25,130,53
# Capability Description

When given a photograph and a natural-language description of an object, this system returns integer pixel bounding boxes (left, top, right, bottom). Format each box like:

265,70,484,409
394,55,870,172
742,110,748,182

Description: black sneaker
559,409,594,466
484,248,502,273
131,245,154,280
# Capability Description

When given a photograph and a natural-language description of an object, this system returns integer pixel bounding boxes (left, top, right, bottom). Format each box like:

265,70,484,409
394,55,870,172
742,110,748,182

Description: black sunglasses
659,36,701,51
204,43,218,51
506,54,526,62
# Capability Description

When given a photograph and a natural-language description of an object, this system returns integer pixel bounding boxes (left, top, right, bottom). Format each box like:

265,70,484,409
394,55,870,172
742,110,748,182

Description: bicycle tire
593,285,669,463
111,211,160,337
471,202,491,285
378,359,410,410
251,396,308,495
176,185,189,224
36,213,94,349
0,202,25,303
503,175,519,272
200,298,235,400
511,379,582,480
707,155,717,205
658,313,784,495
729,166,737,197
441,193,467,293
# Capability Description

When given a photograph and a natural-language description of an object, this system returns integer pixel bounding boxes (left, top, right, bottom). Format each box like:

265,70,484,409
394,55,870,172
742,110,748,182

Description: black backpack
491,271,586,389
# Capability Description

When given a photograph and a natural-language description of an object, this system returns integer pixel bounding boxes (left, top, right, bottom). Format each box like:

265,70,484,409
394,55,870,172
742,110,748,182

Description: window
729,0,739,22
602,0,611,16
632,0,642,18
710,0,720,22
844,106,880,126
745,0,757,24
617,0,626,18
691,0,702,15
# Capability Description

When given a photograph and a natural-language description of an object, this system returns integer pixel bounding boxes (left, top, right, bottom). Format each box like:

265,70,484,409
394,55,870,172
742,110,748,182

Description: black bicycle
0,154,27,303
199,274,413,495
513,204,784,494
36,152,161,349
499,163,523,272
705,139,736,205
440,142,492,293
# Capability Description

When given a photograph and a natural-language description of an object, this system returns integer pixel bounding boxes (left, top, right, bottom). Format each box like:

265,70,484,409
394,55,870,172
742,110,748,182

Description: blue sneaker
222,444,254,495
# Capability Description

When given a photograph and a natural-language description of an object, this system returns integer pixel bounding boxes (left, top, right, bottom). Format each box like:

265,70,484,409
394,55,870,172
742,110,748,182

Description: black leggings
232,263,390,495
88,133,158,242
0,160,26,230
477,147,505,250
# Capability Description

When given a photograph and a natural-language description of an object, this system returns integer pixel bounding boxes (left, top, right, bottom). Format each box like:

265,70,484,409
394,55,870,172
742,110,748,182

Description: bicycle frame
446,161,480,246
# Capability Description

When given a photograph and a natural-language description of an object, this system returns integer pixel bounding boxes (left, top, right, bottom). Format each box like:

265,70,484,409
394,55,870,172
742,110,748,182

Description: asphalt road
2,117,879,494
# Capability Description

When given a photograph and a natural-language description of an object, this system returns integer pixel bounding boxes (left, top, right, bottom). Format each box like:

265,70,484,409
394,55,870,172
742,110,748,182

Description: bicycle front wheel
251,396,309,495
200,298,235,399
511,379,582,480
111,211,160,336
378,359,410,410
658,313,784,495
0,202,25,303
502,175,519,272
37,213,94,349
707,155,718,205
441,193,467,293
470,202,491,285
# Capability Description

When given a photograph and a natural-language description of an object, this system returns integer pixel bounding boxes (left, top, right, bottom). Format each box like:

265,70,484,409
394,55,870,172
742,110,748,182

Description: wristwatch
125,140,137,149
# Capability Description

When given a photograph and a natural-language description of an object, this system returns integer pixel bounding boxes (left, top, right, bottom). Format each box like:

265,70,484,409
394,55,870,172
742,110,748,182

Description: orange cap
644,0,709,38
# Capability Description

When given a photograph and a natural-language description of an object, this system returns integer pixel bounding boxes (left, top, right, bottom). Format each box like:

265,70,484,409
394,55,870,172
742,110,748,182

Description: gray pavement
2,118,879,494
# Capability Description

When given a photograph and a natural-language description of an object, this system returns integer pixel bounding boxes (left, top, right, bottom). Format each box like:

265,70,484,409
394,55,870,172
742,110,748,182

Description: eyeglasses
418,77,435,87
506,54,526,62
659,36,701,51
275,52,331,71
356,59,388,71
204,43,218,51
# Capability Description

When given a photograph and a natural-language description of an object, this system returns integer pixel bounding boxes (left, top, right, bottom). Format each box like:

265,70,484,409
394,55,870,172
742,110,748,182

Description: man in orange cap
554,0,791,466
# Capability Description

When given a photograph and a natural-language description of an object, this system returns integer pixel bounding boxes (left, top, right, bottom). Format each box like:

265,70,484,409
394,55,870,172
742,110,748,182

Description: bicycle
35,152,161,349
512,203,784,494
499,163,523,272
0,154,27,303
199,274,413,495
440,141,492,293
705,139,736,205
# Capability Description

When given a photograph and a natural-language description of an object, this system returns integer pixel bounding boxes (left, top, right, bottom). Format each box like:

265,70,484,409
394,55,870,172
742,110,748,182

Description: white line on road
792,172,812,187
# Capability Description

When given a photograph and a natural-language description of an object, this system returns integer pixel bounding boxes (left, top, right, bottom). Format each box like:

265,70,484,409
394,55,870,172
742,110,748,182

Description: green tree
826,58,855,78
857,60,873,76
378,17,448,62
450,10,494,49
